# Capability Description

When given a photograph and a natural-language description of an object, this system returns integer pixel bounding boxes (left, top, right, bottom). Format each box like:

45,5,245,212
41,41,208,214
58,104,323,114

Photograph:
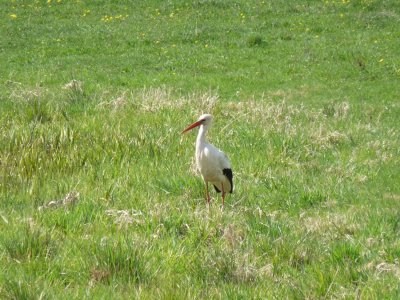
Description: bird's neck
196,125,207,148
195,125,208,167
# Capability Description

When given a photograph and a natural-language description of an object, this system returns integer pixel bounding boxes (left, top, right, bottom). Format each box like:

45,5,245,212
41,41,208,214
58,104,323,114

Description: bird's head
181,114,213,134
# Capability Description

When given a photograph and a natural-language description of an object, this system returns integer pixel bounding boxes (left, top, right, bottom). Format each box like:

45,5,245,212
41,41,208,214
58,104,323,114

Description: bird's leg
205,181,211,204
221,182,225,208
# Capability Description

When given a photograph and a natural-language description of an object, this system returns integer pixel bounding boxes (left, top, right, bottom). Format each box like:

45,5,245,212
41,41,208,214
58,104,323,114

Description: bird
181,114,233,207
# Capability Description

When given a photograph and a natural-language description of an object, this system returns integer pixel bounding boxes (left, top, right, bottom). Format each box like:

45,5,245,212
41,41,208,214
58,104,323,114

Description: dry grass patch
374,261,400,279
7,83,48,103
383,193,400,201
95,88,219,118
62,80,83,93
312,130,349,150
301,210,360,238
96,91,131,112
38,191,80,211
105,209,145,227
226,99,303,127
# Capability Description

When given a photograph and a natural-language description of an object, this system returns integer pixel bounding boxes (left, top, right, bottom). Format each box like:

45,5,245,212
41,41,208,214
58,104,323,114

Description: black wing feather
223,168,233,193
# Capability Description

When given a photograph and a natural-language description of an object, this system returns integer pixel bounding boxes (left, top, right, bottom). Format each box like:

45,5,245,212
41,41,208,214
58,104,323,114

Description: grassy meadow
1,0,400,298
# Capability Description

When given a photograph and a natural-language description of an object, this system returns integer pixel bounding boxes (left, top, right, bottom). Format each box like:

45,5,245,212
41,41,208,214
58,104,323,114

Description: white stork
181,114,233,206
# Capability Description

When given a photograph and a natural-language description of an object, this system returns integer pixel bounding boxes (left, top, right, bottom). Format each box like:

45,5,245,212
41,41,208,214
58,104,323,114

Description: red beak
181,120,203,134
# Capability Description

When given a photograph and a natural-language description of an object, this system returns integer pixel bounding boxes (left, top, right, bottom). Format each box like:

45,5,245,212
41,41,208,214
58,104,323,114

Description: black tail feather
213,185,221,193
212,169,233,194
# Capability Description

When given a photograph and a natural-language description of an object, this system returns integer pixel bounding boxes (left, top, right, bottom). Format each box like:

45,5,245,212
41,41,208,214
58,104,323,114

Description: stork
181,114,233,206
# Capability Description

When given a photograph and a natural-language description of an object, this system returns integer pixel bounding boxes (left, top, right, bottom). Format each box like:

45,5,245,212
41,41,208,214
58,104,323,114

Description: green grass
1,0,399,298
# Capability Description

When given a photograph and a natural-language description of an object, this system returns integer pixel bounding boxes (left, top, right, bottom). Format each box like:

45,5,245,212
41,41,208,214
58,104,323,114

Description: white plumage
182,114,233,206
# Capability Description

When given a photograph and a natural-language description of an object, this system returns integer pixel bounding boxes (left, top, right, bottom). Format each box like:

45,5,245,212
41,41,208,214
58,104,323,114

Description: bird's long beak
181,120,202,134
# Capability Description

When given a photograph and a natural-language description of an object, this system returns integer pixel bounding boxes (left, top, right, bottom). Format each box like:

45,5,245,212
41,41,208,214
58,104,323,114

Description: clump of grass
1,221,57,261
0,276,42,300
322,102,350,119
9,86,53,123
331,241,363,265
27,98,53,123
298,190,327,209
91,236,151,285
247,34,264,47
62,79,88,104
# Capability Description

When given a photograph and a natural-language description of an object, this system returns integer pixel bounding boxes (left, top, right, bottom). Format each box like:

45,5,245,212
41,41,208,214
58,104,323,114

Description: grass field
1,0,399,298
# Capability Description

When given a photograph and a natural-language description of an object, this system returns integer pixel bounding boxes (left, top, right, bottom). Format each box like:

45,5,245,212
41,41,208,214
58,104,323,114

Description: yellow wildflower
9,13,17,19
